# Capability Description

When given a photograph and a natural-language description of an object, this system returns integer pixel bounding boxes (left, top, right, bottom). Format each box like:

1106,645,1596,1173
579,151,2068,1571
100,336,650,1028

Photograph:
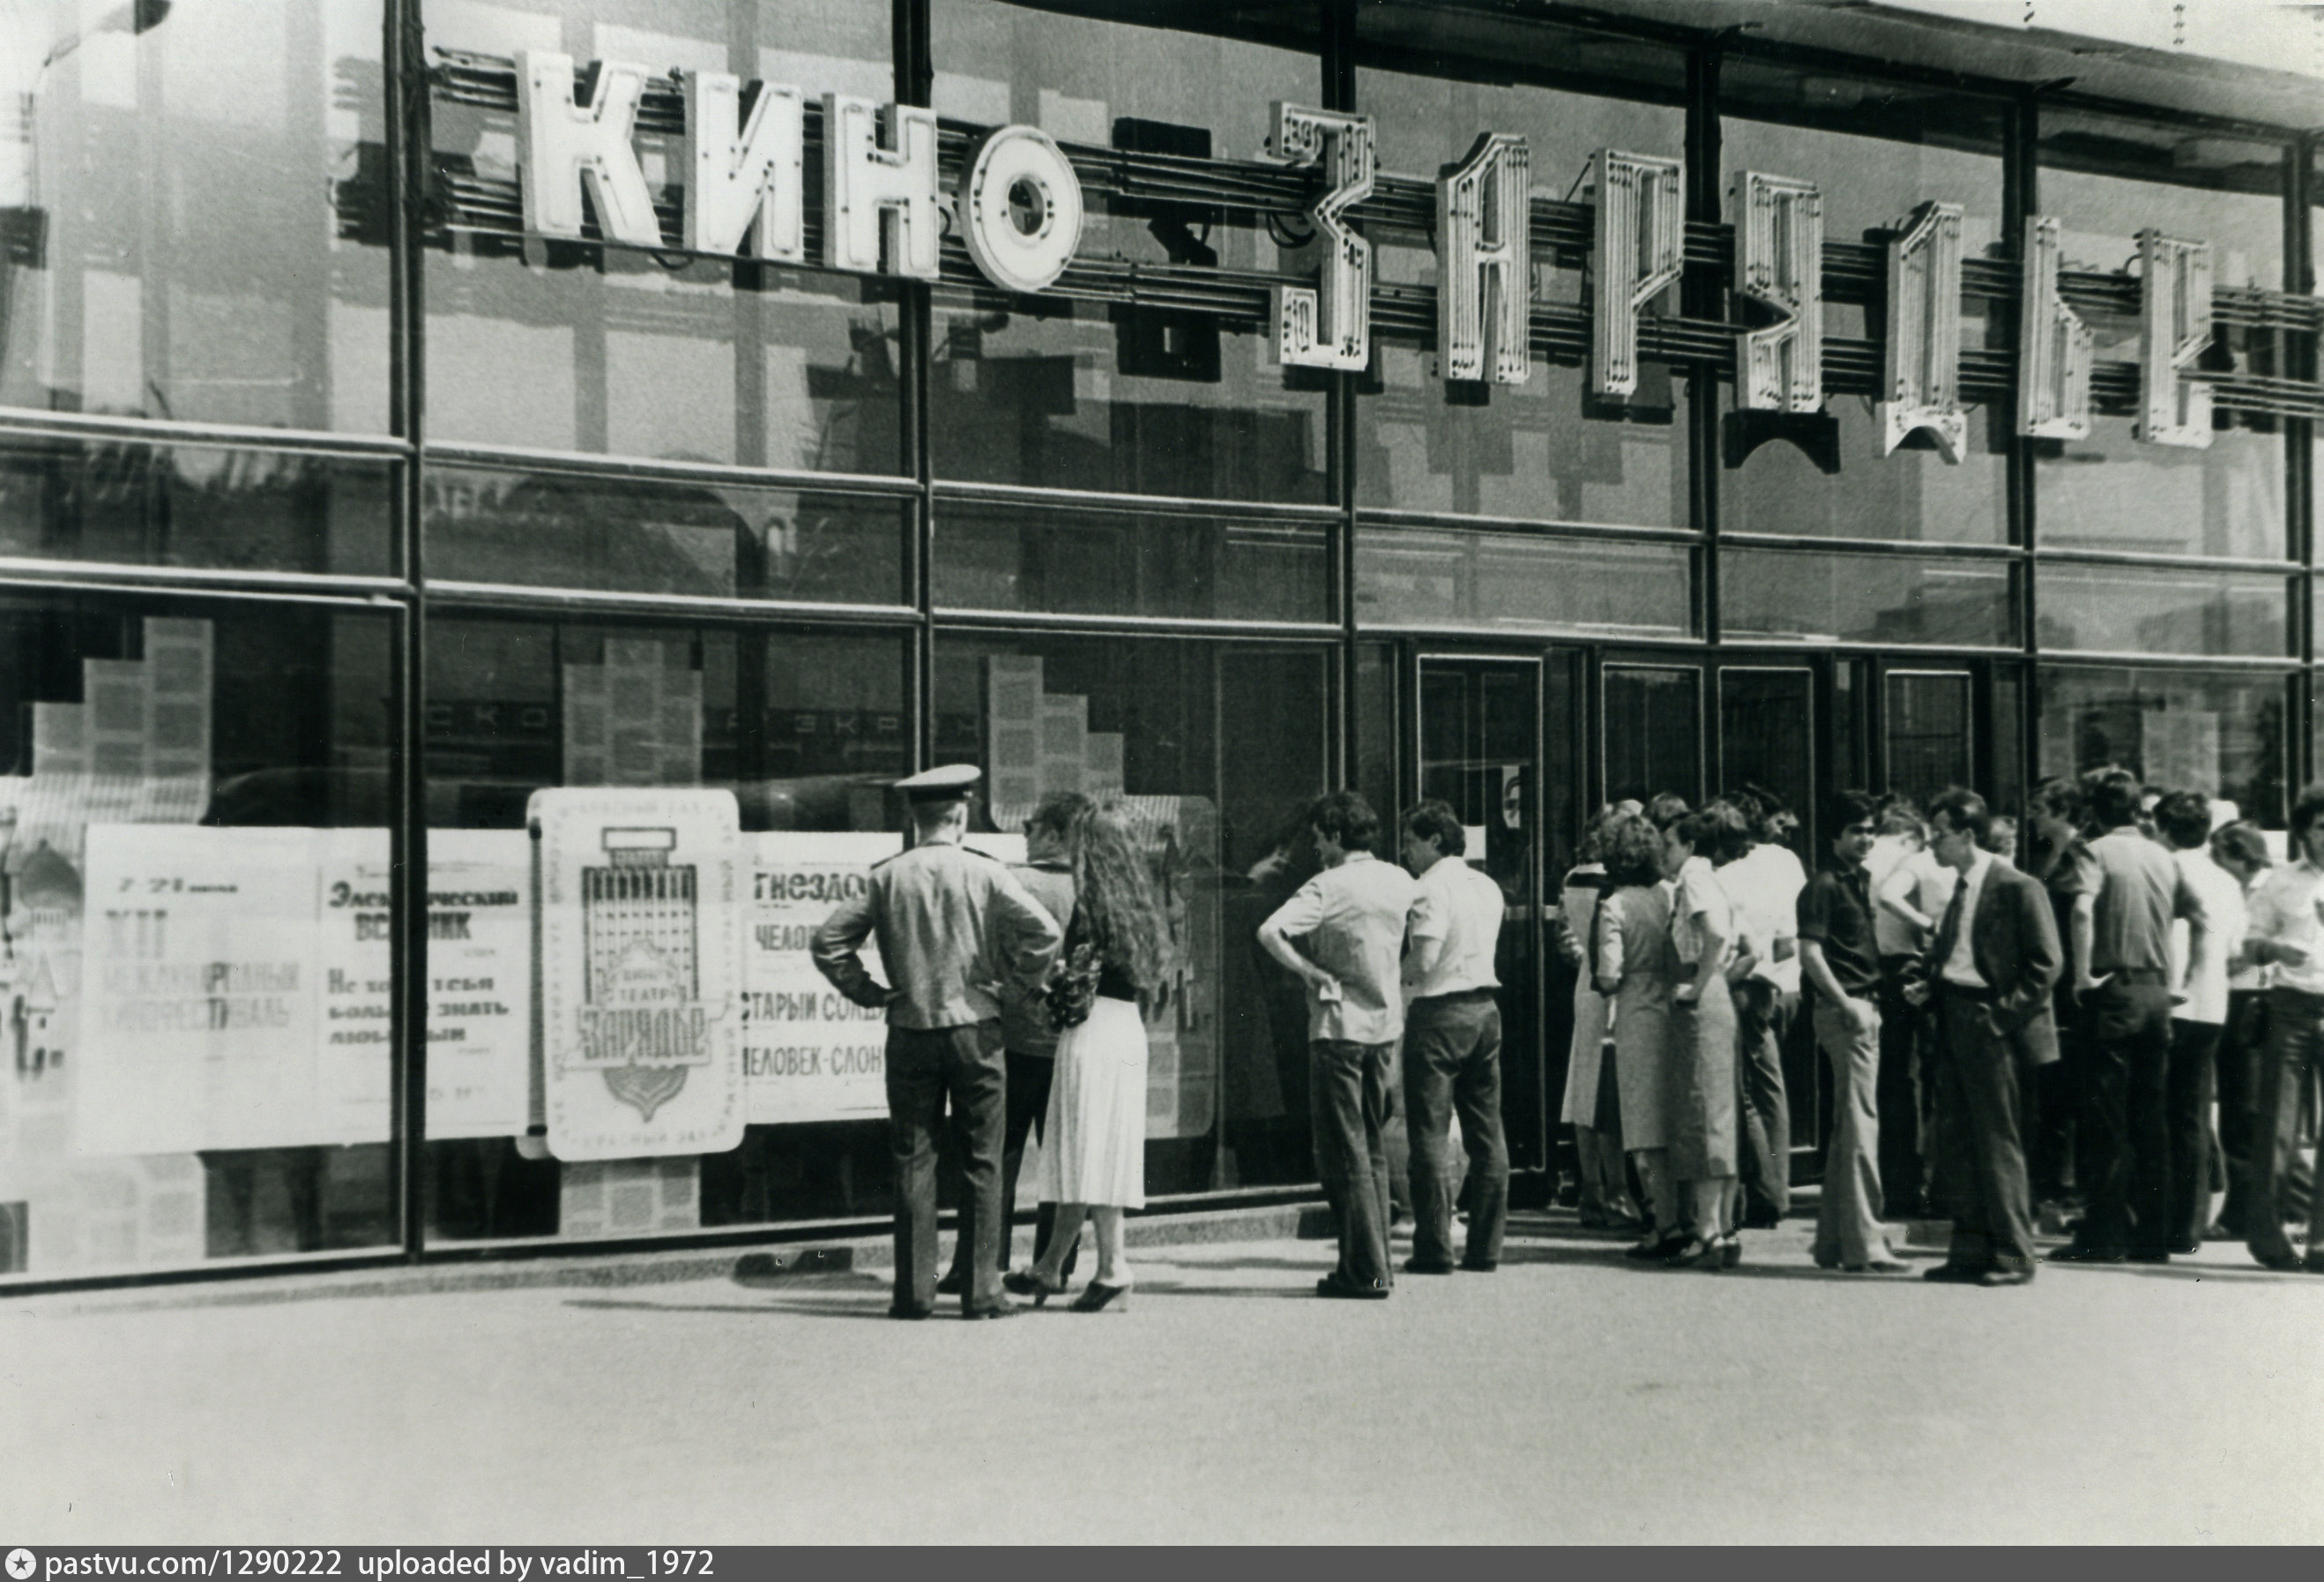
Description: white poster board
533,788,746,1161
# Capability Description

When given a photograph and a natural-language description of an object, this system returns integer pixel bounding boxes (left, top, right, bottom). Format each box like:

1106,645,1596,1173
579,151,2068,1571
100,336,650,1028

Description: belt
1939,981,1999,1003
2092,966,2168,985
1413,986,1497,1004
2268,983,2324,1008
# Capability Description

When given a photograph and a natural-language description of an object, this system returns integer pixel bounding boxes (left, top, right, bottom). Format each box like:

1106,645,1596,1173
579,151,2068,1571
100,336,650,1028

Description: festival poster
77,825,323,1155
741,832,1032,1125
533,787,746,1162
311,828,533,1144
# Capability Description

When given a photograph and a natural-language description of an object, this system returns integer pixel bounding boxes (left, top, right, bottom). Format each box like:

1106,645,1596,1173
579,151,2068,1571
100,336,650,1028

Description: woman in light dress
1007,803,1170,1313
1596,810,1682,1258
1561,805,1641,1228
1659,804,1750,1270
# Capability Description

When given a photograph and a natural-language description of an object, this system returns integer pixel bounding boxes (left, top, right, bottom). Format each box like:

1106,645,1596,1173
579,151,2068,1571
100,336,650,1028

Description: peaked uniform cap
897,764,982,803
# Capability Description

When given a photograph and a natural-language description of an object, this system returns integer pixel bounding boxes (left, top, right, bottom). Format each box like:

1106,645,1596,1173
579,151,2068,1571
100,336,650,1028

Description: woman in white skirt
1561,805,1640,1228
1006,803,1169,1312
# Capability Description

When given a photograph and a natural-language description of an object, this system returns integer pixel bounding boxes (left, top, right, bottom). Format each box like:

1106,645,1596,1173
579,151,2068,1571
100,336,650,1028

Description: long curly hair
1067,804,1169,993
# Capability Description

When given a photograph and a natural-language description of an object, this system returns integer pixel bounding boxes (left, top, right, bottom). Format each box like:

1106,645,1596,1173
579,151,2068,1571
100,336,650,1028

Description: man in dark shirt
1799,790,1908,1272
2052,767,2209,1265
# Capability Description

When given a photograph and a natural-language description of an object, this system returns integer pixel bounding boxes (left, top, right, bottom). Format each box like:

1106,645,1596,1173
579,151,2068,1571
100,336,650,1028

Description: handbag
1044,939,1103,1032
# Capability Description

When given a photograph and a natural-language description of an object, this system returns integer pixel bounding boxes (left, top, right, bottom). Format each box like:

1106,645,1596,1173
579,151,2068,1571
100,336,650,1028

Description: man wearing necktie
1911,788,2063,1287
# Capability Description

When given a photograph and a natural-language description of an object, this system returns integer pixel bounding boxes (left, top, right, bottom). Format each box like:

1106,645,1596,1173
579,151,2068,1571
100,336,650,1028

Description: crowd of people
811,758,2324,1320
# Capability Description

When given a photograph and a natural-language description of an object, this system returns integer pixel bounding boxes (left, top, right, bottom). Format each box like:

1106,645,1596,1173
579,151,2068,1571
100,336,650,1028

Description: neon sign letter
820,93,941,280
515,52,663,247
1879,200,1964,460
2017,215,2092,441
1269,103,1375,370
1732,171,1823,413
679,72,805,261
2137,229,2214,449
1590,148,1684,399
1436,132,1531,385
956,125,1085,296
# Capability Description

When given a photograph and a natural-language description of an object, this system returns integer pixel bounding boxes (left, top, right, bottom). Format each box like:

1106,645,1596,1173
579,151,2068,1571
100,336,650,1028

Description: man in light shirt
2156,791,2242,1255
1397,799,1509,1274
2236,783,2324,1272
1867,801,1942,1217
1259,790,1423,1300
1718,791,1806,1228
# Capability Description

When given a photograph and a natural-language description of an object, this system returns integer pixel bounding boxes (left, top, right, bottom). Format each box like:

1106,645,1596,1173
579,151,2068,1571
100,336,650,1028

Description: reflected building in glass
1,0,2320,1286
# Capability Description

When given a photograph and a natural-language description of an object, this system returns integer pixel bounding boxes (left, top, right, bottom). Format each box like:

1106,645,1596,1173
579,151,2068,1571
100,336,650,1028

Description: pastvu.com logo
6,1548,36,1580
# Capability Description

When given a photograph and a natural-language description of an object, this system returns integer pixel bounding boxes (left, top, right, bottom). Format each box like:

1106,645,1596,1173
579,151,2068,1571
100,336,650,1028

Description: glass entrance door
1415,657,1547,1175
1883,668,1974,809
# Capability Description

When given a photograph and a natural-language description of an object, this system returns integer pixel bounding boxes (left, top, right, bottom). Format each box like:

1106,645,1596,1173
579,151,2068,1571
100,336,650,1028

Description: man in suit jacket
1912,787,2063,1287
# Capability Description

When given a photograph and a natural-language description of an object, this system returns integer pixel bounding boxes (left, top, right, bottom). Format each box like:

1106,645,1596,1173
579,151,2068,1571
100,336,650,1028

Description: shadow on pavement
567,1295,898,1321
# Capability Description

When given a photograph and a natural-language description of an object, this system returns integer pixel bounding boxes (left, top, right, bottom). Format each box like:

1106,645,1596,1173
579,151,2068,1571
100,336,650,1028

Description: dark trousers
1875,959,1929,1214
2164,1019,2223,1250
887,1022,1007,1313
2215,989,2270,1236
1312,1036,1398,1292
1934,992,2039,1275
2079,976,2176,1256
943,1048,1076,1280
1733,979,1793,1220
1403,992,1508,1268
2248,986,2324,1261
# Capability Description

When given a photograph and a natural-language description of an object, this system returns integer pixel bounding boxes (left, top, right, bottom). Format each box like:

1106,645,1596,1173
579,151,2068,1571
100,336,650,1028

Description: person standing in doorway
2051,767,2209,1265
1917,788,2061,1287
1721,790,1806,1228
811,765,1063,1321
1800,791,1910,1273
1258,791,1422,1300
1599,810,1682,1259
1866,802,1935,1219
1397,799,1510,1274
1659,804,1747,1269
1560,806,1641,1229
2234,786,2324,1272
939,790,1089,1296
2208,821,2275,1241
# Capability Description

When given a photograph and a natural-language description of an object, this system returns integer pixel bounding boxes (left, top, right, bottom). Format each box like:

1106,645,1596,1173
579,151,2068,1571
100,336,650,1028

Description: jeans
2214,989,2270,1236
1312,1037,1399,1292
887,1022,1008,1313
2079,976,2175,1256
2248,985,2324,1261
943,1048,1076,1281
1733,979,1794,1220
1810,995,1888,1268
1403,992,1508,1268
1933,992,2039,1276
2164,1019,2223,1250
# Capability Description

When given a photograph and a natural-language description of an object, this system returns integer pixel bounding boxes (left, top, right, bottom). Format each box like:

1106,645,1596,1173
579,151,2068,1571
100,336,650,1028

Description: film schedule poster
533,787,746,1162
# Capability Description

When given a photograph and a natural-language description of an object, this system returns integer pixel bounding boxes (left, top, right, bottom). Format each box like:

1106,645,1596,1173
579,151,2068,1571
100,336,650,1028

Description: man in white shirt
2234,784,2324,1272
1260,790,1423,1299
2155,792,2241,1255
1719,792,1807,1228
1397,799,1510,1274
1870,802,1950,1217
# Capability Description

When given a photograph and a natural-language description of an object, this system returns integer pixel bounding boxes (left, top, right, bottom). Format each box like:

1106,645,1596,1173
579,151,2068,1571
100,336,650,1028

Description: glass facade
1,0,2317,1285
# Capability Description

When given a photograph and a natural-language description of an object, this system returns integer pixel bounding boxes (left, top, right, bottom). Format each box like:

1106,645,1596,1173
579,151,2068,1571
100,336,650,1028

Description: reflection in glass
935,631,1332,1193
928,1,1326,503
1356,528,1690,638
1603,664,1699,807
0,0,388,429
2036,563,2289,658
934,503,1330,623
2037,420,2284,562
1719,668,1814,840
0,596,396,1280
1722,394,2007,545
1724,549,2013,648
1884,671,1973,810
422,2,901,470
425,466,907,604
2038,665,2285,828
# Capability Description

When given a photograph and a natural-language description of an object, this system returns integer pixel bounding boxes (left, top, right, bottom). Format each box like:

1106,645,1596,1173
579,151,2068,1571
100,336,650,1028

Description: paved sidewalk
6,1210,2320,1544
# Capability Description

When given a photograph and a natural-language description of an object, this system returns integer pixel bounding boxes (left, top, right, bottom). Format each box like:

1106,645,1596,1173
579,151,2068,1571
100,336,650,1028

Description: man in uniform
812,765,1062,1319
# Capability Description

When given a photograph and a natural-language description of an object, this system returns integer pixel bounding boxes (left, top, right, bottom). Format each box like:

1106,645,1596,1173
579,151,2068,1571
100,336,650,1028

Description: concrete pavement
5,1210,2321,1544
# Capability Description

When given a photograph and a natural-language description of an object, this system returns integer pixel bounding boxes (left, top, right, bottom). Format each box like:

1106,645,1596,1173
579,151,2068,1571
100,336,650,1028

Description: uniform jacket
1920,860,2064,1066
810,839,1062,1030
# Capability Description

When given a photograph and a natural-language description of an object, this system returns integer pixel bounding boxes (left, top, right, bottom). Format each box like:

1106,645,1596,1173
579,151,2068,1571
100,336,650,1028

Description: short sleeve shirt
1263,853,1422,1044
1797,862,1881,1002
2083,828,2203,976
1719,842,1807,994
1670,855,1733,970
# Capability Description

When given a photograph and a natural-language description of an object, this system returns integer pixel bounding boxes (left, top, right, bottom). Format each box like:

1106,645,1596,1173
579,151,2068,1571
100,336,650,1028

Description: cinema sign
514,51,2217,458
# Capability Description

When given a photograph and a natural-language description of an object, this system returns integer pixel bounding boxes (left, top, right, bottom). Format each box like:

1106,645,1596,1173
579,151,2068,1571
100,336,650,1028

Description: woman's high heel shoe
1663,1235,1724,1270
1002,1268,1068,1307
1069,1280,1129,1313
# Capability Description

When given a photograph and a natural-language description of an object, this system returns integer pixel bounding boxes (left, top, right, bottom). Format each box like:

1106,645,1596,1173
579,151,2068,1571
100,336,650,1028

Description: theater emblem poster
533,787,745,1161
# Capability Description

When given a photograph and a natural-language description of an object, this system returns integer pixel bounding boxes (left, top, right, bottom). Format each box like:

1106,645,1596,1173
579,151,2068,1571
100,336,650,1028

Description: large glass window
1720,67,2009,545
0,593,398,1281
2037,665,2287,829
0,0,389,431
2035,111,2288,561
932,501,1331,623
1723,548,2015,649
423,2,902,474
2036,564,2290,659
1355,527,1690,638
934,631,1334,1194
421,616,913,1241
1353,66,1689,526
927,0,1327,504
